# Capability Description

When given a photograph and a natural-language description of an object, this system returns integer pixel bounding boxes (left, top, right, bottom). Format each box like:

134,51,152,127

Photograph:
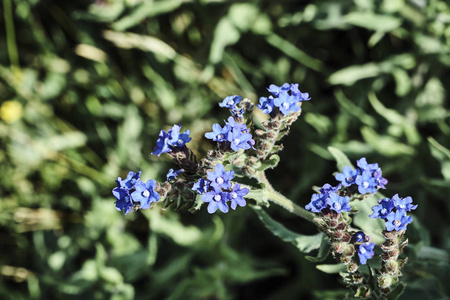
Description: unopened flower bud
378,274,394,289
336,222,347,231
255,129,266,137
385,261,399,274
342,244,355,257
347,262,358,273
333,242,346,254
340,232,352,243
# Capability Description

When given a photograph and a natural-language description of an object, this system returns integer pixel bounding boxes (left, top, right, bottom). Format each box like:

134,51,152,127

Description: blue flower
355,170,378,194
392,194,417,212
228,128,254,151
327,192,352,213
151,130,171,156
202,190,230,213
289,83,311,101
267,83,291,97
356,157,379,172
131,179,160,209
385,210,413,231
166,168,183,181
319,183,341,194
335,166,360,187
257,96,275,114
112,187,134,215
357,242,375,265
370,197,395,219
219,95,242,109
229,184,249,210
167,124,191,148
274,92,301,115
151,124,192,156
205,123,231,142
305,193,329,213
353,231,366,243
207,163,234,191
356,157,388,190
116,171,141,190
192,178,211,194
225,116,248,133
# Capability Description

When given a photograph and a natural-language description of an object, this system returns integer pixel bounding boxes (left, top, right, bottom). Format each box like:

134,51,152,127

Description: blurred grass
1,0,450,299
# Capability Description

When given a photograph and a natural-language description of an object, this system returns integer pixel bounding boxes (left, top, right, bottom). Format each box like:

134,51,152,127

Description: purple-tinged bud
336,222,348,231
333,242,346,254
384,261,399,274
255,129,266,137
329,220,338,228
333,231,343,239
340,232,352,243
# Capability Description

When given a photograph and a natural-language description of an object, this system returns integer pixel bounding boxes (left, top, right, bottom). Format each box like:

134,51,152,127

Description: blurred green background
1,0,449,299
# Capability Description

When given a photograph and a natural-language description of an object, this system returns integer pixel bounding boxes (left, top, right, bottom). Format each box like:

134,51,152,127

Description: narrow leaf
328,146,353,172
251,205,323,253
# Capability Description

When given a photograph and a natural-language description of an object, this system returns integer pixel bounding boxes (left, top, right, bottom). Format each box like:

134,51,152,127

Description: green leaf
329,63,381,86
328,146,354,172
112,0,183,31
387,282,406,300
351,194,386,244
251,205,323,253
361,127,415,156
343,12,401,32
305,234,330,262
256,154,280,171
316,263,346,274
246,188,269,206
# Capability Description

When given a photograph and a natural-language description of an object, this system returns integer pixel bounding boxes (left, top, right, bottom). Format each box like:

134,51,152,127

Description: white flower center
142,190,150,198
234,138,240,145
216,177,224,185
334,203,341,210
394,219,401,227
214,194,221,202
346,176,352,182
218,134,223,139
227,100,234,106
282,102,289,109
177,139,184,145
381,208,387,215
231,192,237,199
360,247,366,254
399,204,405,209
363,181,369,188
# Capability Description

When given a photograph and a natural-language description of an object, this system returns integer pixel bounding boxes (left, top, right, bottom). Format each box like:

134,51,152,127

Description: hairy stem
257,171,315,222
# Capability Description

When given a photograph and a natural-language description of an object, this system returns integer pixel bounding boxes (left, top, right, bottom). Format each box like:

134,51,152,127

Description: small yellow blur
0,100,23,123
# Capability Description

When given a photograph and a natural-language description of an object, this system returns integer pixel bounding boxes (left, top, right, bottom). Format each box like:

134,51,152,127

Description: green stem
3,0,21,74
257,171,315,223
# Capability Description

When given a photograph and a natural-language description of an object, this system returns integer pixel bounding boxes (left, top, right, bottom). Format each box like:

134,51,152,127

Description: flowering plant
113,83,416,299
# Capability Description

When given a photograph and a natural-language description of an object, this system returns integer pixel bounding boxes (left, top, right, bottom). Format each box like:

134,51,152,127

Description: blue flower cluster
305,186,352,214
335,157,388,194
193,164,249,213
219,95,244,117
257,83,310,115
151,124,192,156
112,171,160,214
370,194,417,231
205,116,255,151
